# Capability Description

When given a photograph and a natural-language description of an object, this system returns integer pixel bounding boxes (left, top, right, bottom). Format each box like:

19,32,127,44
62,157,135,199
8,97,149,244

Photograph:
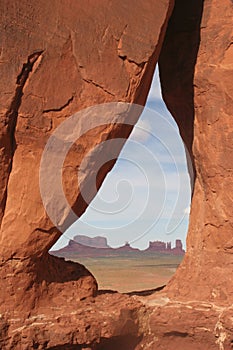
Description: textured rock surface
159,0,233,303
0,292,143,350
1,0,233,348
135,293,233,350
0,0,174,347
0,0,173,255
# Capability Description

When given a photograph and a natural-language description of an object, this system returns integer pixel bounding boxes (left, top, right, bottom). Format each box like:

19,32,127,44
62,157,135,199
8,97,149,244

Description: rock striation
0,0,233,349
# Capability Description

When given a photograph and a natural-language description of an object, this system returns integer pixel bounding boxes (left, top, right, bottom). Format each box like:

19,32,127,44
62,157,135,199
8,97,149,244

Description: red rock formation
73,235,110,248
0,0,175,348
136,0,233,348
159,0,233,303
146,240,185,255
148,240,167,251
52,240,140,258
0,0,233,348
52,237,183,257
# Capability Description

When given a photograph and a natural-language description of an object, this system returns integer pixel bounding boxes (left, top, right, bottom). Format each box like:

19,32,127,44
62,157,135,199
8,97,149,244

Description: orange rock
0,0,174,348
1,0,233,348
159,0,233,304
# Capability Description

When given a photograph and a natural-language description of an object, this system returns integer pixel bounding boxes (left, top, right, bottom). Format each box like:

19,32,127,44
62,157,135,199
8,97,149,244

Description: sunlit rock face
0,0,233,348
0,1,175,348
141,1,233,348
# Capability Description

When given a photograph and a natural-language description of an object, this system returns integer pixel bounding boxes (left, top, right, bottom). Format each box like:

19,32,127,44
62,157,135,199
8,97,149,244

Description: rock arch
0,0,233,348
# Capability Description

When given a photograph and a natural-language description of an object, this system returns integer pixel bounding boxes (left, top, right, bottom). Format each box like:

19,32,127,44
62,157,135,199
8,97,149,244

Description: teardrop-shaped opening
50,65,192,294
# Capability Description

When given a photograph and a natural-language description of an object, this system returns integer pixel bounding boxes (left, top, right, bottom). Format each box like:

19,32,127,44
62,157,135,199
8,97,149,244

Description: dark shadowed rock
159,0,233,303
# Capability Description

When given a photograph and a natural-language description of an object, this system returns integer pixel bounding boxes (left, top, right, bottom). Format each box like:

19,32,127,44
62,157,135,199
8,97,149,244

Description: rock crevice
0,0,233,348
0,50,43,228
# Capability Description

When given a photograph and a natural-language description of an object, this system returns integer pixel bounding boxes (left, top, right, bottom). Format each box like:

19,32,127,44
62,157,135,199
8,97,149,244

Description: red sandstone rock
159,0,233,304
0,0,174,348
0,0,233,348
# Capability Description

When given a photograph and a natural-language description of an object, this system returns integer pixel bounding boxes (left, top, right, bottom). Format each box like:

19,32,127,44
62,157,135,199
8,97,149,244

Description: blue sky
51,67,191,251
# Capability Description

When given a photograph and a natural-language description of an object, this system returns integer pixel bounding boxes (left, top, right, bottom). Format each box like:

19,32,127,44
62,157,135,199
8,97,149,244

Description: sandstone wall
159,0,233,303
0,0,233,348
0,0,173,325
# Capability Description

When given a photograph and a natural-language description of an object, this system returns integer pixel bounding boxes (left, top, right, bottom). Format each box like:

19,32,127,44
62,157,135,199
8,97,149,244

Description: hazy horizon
53,232,186,251
51,66,191,252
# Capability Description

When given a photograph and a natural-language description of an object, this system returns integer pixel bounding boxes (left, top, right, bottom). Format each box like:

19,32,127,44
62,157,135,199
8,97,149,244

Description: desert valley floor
65,254,183,293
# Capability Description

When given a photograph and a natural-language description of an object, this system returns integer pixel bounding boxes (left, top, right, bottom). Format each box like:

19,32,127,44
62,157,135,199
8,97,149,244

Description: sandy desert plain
65,253,183,293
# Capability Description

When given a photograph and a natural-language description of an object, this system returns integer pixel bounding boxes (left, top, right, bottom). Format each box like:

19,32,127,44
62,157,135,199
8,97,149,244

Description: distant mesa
146,239,185,255
52,235,185,258
73,235,110,248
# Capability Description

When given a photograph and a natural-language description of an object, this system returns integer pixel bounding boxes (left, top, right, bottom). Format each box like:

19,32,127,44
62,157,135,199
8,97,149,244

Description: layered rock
0,0,174,341
0,0,233,348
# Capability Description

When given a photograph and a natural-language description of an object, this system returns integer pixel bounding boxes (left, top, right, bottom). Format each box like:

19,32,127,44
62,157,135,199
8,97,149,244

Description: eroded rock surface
0,0,233,349
0,0,175,348
159,0,233,304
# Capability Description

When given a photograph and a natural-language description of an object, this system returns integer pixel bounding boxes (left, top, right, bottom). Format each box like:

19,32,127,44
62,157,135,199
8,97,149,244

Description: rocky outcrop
53,241,140,257
159,0,233,303
0,0,175,347
52,238,184,257
146,239,185,255
73,235,110,248
0,0,233,348
0,292,144,350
